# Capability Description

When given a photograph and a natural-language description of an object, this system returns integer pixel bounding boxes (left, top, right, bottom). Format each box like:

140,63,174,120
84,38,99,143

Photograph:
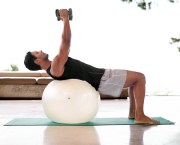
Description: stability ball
42,79,100,124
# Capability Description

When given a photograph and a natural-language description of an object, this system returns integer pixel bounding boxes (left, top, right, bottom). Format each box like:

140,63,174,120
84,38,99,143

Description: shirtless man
24,9,159,125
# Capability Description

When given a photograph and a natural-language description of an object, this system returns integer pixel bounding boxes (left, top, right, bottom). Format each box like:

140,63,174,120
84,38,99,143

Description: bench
0,72,128,99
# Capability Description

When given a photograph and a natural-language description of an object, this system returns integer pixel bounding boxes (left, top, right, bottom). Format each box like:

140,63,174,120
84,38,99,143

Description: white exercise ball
42,79,100,124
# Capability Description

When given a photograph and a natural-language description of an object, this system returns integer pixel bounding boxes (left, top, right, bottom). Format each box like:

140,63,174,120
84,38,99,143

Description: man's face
31,50,49,60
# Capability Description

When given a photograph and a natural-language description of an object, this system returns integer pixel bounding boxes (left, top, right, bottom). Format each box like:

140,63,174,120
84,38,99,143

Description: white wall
0,0,180,95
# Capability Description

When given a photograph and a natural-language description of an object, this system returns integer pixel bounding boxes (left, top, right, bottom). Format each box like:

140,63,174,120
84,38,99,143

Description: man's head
24,51,41,71
24,51,49,71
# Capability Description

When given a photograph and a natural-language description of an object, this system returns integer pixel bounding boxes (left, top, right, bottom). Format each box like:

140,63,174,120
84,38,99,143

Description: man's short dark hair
24,52,41,71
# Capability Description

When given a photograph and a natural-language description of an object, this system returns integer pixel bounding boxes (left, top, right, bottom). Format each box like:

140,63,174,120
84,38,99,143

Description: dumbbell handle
55,8,73,21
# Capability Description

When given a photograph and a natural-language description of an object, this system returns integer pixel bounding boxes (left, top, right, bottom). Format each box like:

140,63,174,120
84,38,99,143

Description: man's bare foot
135,115,160,125
128,112,135,119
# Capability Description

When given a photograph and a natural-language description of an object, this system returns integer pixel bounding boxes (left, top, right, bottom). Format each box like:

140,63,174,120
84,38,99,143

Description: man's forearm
62,19,71,44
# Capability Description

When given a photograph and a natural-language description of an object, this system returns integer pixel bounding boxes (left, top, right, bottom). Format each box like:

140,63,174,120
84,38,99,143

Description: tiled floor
0,96,180,145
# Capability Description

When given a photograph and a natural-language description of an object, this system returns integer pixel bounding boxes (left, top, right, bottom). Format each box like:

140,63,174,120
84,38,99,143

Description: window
0,0,180,95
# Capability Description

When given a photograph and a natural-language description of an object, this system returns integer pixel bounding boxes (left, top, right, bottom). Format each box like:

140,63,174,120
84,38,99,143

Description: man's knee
124,71,145,87
137,72,146,84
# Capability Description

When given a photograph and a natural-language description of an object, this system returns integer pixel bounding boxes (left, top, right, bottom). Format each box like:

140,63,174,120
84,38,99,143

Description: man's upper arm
50,42,70,77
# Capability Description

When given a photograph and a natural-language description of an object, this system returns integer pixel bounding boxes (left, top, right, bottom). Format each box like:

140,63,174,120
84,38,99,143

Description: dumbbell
55,8,73,21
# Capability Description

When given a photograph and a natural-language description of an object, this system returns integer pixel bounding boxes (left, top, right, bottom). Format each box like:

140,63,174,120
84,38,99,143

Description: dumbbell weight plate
68,8,73,20
55,9,61,21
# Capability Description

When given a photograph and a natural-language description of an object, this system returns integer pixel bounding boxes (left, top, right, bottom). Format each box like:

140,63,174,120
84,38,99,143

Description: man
24,9,159,125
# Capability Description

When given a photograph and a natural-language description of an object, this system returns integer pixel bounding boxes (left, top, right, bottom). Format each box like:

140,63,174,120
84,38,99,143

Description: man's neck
41,60,52,71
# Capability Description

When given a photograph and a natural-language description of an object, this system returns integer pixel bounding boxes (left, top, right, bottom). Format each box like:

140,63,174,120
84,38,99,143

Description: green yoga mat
4,117,174,126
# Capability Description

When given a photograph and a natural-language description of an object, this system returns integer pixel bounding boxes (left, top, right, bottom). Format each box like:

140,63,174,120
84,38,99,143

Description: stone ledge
0,85,46,98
